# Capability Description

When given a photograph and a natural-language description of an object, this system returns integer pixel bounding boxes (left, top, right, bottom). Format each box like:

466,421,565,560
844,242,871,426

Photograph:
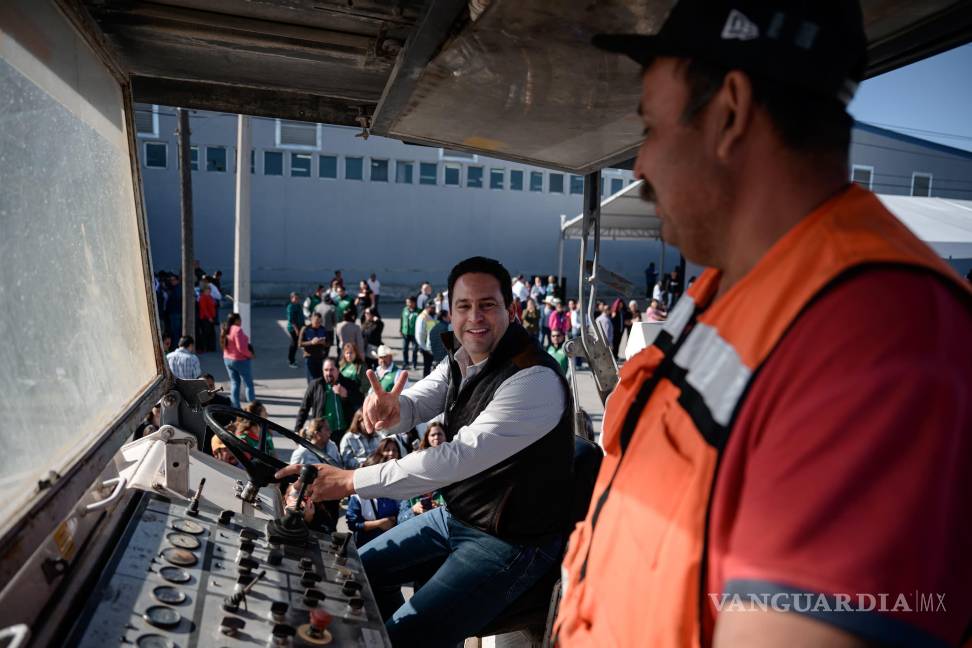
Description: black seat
477,435,604,638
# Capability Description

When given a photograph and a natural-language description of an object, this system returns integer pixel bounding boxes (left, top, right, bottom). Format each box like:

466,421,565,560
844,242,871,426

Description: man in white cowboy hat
373,344,402,393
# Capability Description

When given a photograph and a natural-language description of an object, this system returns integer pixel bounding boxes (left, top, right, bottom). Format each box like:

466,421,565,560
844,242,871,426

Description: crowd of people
160,260,240,392
511,270,686,367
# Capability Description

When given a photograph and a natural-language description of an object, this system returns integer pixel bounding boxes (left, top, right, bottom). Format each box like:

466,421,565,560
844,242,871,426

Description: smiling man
554,1,972,647
276,256,573,646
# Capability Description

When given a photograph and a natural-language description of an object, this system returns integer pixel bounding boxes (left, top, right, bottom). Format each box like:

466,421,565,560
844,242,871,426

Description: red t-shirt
705,267,972,646
199,293,216,320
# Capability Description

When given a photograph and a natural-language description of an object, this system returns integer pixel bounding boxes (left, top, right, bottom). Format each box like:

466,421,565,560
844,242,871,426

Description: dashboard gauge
159,566,191,583
152,585,187,605
136,634,177,648
161,547,197,567
166,532,200,550
172,519,205,535
143,605,181,629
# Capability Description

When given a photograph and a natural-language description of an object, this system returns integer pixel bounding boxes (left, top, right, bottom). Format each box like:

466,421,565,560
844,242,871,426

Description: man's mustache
640,181,656,204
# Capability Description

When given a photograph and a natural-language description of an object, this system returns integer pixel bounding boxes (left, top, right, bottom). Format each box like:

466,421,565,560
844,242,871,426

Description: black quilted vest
440,322,574,544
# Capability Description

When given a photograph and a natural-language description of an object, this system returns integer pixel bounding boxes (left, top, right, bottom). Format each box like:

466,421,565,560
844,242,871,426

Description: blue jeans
223,358,255,408
402,334,418,368
305,356,323,383
359,506,563,647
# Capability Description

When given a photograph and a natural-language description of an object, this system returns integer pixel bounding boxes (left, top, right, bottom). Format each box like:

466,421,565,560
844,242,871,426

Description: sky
850,42,972,152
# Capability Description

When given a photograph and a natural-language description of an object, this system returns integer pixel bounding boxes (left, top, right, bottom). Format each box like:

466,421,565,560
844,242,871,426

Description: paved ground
198,304,607,461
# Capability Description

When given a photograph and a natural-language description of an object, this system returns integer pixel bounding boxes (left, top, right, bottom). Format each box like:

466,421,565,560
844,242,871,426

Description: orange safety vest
555,185,972,647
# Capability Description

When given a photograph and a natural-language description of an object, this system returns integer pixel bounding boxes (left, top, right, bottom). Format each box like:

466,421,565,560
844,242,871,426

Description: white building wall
139,110,972,299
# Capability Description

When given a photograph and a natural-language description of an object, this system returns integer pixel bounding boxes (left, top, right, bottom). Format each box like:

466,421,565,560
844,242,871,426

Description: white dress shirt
353,344,566,500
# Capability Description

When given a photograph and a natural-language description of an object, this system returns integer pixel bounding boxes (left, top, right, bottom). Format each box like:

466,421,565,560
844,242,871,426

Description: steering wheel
202,404,327,490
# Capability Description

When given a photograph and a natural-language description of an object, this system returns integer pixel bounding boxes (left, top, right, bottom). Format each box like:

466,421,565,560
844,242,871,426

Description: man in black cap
555,1,972,647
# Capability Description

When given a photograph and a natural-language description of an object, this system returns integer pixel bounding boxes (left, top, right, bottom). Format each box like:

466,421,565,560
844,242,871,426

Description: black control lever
187,478,205,516
223,569,266,612
266,465,318,546
293,465,318,514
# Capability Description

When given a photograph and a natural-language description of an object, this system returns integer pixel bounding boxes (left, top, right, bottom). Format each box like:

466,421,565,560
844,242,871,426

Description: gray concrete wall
850,124,972,199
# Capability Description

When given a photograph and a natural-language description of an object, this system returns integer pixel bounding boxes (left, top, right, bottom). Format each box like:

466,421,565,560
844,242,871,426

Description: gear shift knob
293,465,318,512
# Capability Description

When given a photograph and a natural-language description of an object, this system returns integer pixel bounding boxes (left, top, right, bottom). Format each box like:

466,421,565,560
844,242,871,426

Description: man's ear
711,70,754,161
508,304,517,322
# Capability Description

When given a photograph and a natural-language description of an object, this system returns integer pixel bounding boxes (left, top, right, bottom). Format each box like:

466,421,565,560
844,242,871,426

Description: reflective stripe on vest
555,185,972,648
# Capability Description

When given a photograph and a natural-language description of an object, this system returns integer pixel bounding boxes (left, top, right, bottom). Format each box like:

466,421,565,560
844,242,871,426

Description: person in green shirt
294,358,354,446
547,330,569,375
335,285,353,321
373,344,403,392
302,285,324,322
400,296,419,369
286,292,303,368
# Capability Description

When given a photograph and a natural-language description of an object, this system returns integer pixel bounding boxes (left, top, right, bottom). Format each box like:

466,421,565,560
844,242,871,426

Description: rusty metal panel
382,0,668,173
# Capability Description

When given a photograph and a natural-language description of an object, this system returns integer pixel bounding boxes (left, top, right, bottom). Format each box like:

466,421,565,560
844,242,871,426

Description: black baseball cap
593,0,867,106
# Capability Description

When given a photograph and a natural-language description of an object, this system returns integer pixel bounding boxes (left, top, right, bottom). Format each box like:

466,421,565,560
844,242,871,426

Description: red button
309,608,332,630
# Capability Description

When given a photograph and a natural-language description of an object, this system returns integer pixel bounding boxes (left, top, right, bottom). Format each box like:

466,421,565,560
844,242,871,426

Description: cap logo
721,9,759,41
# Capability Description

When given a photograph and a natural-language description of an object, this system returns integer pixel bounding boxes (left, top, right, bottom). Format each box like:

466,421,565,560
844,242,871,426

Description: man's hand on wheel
275,463,355,501
363,369,408,433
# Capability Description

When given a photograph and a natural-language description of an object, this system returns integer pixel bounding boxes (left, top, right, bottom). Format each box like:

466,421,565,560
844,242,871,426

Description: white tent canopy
877,195,972,259
558,182,972,259
561,180,659,241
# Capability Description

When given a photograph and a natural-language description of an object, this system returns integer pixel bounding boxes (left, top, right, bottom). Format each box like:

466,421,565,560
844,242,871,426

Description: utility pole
177,108,195,340
233,115,252,335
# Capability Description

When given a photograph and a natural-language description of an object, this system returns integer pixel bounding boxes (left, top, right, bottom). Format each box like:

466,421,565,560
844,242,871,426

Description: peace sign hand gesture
363,369,408,433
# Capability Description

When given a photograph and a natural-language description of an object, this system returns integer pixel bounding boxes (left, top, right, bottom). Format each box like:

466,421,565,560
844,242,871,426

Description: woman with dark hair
361,307,384,367
345,438,401,546
399,423,447,523
221,312,255,408
355,280,373,315
233,401,275,452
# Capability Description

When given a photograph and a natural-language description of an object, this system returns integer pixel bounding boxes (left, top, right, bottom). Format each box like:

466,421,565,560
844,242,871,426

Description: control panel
67,482,390,647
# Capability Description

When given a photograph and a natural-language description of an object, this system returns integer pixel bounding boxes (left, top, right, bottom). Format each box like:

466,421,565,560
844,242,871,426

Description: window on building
250,149,255,174
396,161,414,184
189,145,199,171
135,103,158,138
549,173,564,193
911,172,932,197
570,175,584,195
467,166,484,188
441,148,476,161
490,168,504,189
610,178,624,194
264,151,283,176
420,162,437,185
277,119,319,148
371,159,389,182
144,142,166,168
851,165,873,190
206,146,227,172
346,157,363,180
319,155,337,178
444,163,461,186
291,153,312,177
510,170,524,191
530,171,543,192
